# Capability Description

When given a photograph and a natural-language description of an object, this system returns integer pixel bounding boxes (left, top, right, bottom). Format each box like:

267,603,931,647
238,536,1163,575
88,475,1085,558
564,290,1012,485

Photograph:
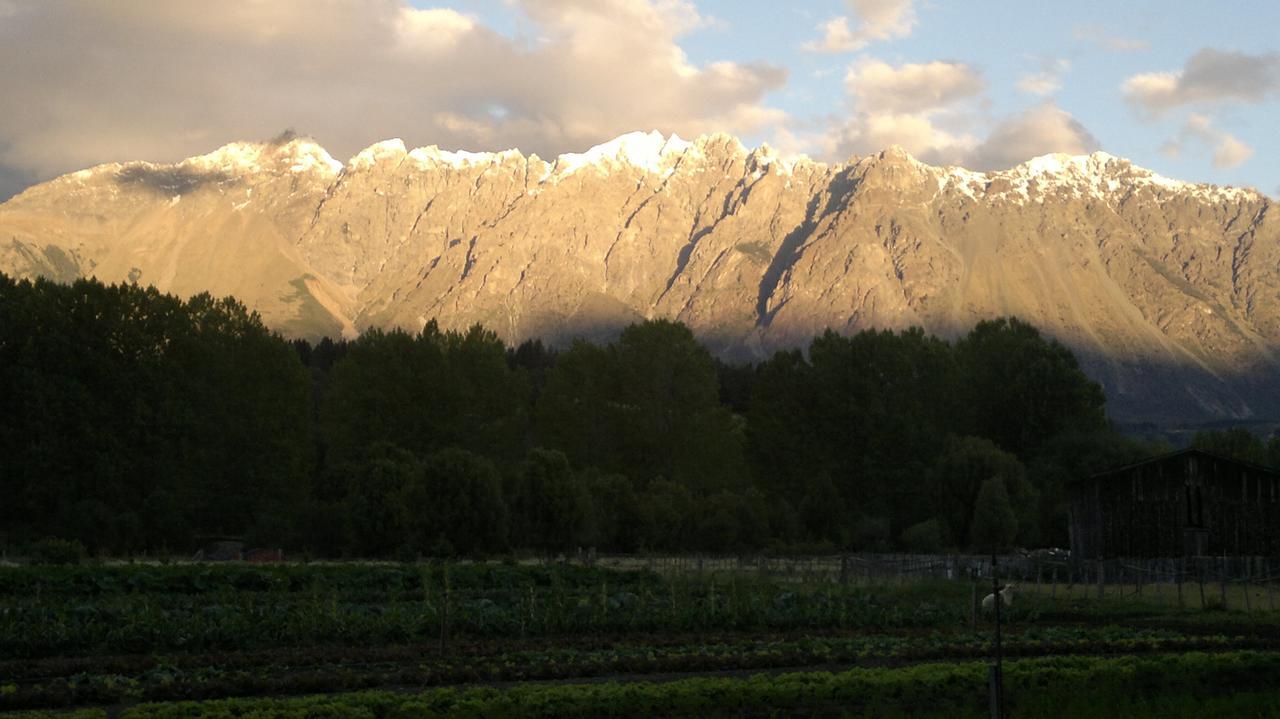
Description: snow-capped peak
348,139,408,171
182,137,343,176
927,150,1256,204
406,145,522,169
553,130,693,177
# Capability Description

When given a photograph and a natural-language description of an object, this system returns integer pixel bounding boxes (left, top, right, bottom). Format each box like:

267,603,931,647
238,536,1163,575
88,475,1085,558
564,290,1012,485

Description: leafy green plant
25,538,87,566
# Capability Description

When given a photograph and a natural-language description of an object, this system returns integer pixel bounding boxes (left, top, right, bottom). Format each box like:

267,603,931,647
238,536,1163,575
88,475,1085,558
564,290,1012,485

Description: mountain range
2,130,1278,426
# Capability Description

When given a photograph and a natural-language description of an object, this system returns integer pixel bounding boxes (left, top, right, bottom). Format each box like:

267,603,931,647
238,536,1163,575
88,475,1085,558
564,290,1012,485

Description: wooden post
1097,560,1105,600
1051,568,1058,600
1137,561,1144,597
1220,577,1229,611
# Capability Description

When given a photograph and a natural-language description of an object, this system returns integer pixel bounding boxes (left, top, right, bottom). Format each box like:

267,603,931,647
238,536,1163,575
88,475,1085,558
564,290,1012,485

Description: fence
587,551,1280,612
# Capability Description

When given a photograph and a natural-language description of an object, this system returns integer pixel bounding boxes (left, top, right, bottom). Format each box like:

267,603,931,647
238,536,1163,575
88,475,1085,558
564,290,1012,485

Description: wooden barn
1068,448,1280,558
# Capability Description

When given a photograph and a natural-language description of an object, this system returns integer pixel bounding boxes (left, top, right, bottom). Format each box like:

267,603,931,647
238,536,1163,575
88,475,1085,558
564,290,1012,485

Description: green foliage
400,448,508,556
971,477,1018,552
637,480,694,550
0,270,1145,556
798,474,847,545
65,652,1280,719
692,490,768,551
510,449,593,553
1193,427,1270,466
900,519,946,553
930,436,1035,549
24,538,86,566
584,473,643,552
320,324,529,469
537,320,747,495
336,443,420,556
955,317,1107,457
0,276,310,552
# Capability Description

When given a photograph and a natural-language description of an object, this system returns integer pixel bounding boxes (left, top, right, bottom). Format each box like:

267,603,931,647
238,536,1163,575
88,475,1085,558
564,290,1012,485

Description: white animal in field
982,584,1015,612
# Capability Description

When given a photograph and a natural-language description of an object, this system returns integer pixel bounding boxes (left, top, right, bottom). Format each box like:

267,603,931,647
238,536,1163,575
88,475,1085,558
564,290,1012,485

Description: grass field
3,561,1280,717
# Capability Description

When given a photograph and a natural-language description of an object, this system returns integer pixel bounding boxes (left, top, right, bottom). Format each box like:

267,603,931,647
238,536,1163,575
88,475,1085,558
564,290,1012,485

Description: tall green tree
509,448,593,553
971,477,1018,552
930,436,1036,549
399,447,508,556
321,324,529,470
955,317,1106,457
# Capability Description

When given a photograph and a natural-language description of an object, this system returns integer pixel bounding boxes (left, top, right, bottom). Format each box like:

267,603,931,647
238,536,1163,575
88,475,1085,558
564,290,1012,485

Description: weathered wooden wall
1069,450,1280,558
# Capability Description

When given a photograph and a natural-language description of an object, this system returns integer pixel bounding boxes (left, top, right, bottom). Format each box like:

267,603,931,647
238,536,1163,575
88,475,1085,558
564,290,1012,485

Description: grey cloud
0,0,787,183
967,104,1100,171
0,159,34,202
1123,49,1280,114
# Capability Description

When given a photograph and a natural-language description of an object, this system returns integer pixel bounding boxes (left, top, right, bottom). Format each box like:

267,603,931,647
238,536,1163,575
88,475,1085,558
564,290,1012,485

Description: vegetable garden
4,561,1280,717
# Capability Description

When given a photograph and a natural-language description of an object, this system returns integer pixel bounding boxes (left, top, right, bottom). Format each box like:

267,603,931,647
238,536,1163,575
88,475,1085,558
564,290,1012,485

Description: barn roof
1083,447,1280,482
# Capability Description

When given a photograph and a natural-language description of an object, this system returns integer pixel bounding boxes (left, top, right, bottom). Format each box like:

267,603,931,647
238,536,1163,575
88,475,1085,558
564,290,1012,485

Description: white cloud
834,112,976,165
0,0,787,183
1213,135,1254,169
1073,25,1149,53
830,58,985,164
1123,49,1280,115
809,54,1097,171
804,0,915,53
845,59,986,114
1016,59,1070,98
1162,114,1254,169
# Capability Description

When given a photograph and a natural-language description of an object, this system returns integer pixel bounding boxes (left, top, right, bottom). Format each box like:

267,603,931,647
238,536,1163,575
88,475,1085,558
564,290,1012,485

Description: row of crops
8,652,1280,718
5,562,1280,717
2,565,992,658
2,626,1275,711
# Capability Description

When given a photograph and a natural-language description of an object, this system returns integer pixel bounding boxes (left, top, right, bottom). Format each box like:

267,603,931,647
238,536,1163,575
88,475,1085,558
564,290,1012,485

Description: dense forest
5,273,1274,557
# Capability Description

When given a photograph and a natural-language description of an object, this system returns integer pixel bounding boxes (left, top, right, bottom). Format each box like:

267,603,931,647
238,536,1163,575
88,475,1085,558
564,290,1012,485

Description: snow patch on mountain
552,130,693,178
926,151,1259,205
184,138,343,176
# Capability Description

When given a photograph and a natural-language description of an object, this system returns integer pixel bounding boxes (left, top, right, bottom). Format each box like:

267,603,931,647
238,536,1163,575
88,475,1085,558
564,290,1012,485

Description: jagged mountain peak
184,136,343,176
3,130,1278,426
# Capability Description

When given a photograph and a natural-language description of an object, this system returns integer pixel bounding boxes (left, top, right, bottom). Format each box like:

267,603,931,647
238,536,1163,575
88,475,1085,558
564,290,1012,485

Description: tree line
1,273,1172,557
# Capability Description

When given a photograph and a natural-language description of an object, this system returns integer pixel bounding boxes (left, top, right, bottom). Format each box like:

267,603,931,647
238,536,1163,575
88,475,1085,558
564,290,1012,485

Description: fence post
1097,560,1105,600
1051,567,1058,600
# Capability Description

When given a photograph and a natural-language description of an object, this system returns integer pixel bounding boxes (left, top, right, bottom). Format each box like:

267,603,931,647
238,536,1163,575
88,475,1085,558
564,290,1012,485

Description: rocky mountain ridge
2,131,1278,425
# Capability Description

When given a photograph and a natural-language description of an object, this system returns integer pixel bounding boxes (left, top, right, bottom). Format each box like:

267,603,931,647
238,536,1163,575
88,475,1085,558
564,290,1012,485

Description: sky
0,0,1277,201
